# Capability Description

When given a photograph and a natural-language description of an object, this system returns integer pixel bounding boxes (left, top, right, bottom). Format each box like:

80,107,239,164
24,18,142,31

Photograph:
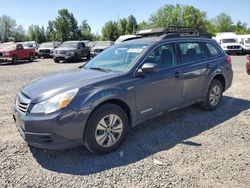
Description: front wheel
86,53,90,60
200,79,223,111
84,104,129,154
28,54,33,62
12,56,18,64
54,59,60,63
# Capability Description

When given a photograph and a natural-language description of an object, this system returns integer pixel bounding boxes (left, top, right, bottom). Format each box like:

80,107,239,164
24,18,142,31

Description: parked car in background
115,35,142,44
21,41,39,55
53,41,90,63
90,41,114,57
0,42,35,64
87,41,97,50
13,31,233,154
214,33,242,55
37,42,60,58
247,55,250,75
237,34,250,54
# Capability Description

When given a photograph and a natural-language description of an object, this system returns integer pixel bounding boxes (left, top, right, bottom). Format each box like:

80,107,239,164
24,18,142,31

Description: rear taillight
226,55,232,64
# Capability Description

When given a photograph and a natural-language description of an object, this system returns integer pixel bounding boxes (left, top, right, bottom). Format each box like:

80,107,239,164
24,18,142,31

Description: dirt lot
0,57,249,188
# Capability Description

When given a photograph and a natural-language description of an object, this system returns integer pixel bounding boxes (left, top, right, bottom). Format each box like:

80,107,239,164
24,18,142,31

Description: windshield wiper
88,67,110,72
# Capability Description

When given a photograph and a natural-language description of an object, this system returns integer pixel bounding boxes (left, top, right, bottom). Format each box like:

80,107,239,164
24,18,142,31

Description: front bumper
13,105,91,150
0,56,12,61
38,52,53,58
53,54,74,61
224,49,242,55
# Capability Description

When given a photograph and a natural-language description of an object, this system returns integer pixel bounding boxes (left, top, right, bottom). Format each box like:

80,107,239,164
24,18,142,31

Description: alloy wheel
95,114,123,148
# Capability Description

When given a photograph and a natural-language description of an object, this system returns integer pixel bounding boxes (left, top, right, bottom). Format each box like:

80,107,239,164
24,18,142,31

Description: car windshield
40,43,54,48
222,38,237,43
85,44,148,72
0,43,16,50
60,42,78,48
244,38,250,43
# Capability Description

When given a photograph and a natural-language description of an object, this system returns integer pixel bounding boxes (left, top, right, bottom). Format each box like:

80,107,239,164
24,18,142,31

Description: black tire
73,54,79,63
247,69,250,75
28,54,33,62
38,55,41,59
54,59,60,63
200,79,223,111
86,53,90,60
12,56,18,64
84,104,129,154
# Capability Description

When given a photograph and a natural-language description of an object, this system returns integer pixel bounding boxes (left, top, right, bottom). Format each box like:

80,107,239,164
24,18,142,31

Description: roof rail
136,26,211,39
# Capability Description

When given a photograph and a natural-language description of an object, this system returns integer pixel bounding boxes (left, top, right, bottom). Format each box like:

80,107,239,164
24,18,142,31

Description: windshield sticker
127,48,144,53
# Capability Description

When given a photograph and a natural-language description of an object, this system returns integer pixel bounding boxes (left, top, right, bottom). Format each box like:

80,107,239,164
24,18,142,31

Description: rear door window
206,43,221,57
178,42,206,64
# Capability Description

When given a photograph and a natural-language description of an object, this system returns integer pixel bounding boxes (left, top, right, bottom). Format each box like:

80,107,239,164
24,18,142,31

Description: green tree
101,21,119,41
118,18,127,35
182,5,207,32
0,15,16,42
149,4,208,31
79,19,93,40
52,9,80,41
234,20,249,34
13,25,27,42
126,15,138,34
138,21,152,30
213,13,234,32
27,25,46,43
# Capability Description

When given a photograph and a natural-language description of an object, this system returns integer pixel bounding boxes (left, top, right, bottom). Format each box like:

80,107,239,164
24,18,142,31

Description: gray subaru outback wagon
13,32,233,154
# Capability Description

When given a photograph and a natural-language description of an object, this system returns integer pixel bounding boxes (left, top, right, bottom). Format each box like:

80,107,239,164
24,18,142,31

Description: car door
16,44,25,59
78,42,88,57
134,43,184,118
177,41,210,102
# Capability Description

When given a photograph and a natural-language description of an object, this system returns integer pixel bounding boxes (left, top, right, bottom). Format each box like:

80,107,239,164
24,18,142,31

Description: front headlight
67,50,74,55
3,51,10,56
30,88,79,114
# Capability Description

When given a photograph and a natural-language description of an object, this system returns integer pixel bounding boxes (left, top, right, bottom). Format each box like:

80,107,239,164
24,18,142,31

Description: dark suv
13,33,233,154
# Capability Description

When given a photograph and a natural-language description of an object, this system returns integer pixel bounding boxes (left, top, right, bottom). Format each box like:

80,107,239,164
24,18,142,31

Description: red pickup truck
0,42,35,64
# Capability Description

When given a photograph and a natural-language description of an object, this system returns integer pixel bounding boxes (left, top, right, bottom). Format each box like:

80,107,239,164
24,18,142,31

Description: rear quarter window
206,43,221,57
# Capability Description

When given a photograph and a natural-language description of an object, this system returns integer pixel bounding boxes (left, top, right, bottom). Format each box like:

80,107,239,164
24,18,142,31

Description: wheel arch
89,98,132,127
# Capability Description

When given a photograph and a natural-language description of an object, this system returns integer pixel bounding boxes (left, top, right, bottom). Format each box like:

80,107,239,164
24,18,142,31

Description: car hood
92,46,109,50
56,47,76,51
21,68,119,103
38,47,54,50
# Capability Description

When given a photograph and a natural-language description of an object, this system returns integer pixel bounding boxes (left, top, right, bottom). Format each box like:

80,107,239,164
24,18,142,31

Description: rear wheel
12,56,18,64
84,104,129,154
200,79,223,110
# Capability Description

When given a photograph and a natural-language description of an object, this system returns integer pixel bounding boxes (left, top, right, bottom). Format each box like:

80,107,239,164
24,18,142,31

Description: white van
237,34,250,54
214,32,242,55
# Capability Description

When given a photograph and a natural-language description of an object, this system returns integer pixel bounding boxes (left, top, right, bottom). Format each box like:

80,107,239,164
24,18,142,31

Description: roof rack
135,26,211,39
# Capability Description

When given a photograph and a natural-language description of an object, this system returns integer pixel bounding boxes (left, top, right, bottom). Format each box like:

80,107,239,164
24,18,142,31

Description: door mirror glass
141,63,159,73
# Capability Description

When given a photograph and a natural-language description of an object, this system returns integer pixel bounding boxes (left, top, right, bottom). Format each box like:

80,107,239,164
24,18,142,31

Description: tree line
0,4,250,43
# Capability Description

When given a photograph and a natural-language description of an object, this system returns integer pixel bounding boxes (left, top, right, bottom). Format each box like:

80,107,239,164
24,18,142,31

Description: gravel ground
0,56,249,188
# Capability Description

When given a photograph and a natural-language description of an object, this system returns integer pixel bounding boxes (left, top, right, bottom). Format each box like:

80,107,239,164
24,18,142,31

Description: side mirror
141,63,159,73
135,63,159,77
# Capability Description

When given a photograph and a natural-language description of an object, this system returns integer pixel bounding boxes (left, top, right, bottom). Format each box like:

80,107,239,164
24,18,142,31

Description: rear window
178,42,206,64
206,43,221,57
